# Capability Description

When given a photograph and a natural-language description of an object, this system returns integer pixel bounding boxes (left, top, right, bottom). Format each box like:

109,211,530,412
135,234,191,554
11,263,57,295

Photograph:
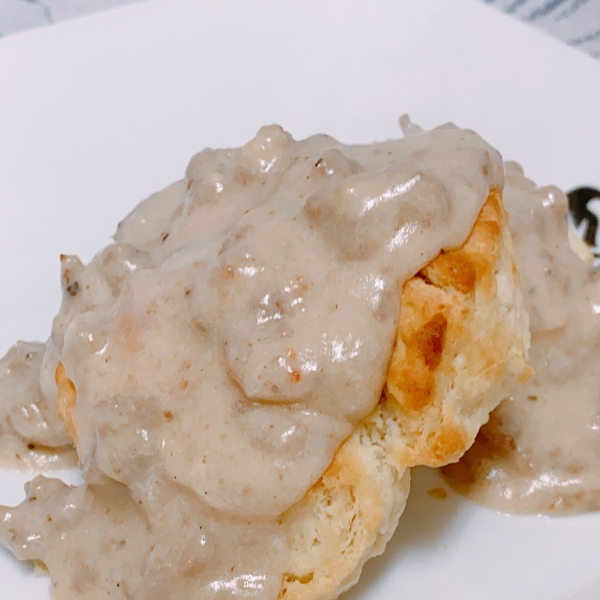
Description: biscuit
384,190,531,468
273,191,530,600
54,192,529,600
55,362,78,446
278,402,410,600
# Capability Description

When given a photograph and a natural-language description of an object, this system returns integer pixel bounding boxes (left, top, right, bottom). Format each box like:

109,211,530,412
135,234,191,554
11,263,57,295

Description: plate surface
1,1,600,598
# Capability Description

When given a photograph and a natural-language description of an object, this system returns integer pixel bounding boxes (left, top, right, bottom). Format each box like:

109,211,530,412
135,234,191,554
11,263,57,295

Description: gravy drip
0,125,501,597
443,162,600,514
0,342,75,470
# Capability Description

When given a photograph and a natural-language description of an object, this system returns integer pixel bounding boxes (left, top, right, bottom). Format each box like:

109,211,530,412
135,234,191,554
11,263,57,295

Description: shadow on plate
341,466,470,599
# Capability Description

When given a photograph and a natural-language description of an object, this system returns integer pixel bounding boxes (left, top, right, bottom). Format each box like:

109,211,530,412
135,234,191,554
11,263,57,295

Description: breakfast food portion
0,124,529,599
442,162,600,514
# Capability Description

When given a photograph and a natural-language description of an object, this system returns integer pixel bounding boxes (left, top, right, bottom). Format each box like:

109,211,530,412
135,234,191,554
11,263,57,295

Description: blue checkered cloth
0,0,599,58
485,0,600,58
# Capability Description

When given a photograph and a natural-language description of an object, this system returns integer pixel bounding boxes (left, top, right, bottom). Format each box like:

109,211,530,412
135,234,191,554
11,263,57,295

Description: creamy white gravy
443,162,600,514
0,125,501,598
0,341,75,470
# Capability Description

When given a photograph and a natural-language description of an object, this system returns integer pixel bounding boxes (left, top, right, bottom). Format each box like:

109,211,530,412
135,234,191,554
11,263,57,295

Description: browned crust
53,191,530,600
55,362,78,446
385,190,531,467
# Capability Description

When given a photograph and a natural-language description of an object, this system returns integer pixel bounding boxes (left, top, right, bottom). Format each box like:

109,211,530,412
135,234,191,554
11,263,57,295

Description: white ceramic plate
1,1,600,598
